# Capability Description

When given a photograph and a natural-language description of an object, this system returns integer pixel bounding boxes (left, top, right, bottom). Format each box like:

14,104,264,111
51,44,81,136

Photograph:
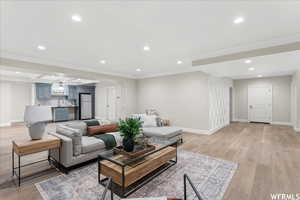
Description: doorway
248,85,272,123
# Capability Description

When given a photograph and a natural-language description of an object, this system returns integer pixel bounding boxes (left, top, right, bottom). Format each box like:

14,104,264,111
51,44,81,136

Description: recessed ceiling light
136,68,141,72
100,60,106,64
15,71,20,74
248,67,255,71
143,45,150,51
234,17,244,24
72,14,82,22
37,45,46,50
258,75,263,78
245,59,252,64
177,60,183,65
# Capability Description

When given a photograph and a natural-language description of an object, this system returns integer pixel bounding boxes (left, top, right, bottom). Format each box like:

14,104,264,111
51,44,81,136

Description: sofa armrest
48,131,73,166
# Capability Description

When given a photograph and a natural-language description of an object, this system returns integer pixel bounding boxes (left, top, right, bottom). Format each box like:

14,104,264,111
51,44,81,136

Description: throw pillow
142,115,157,127
56,125,82,156
85,120,100,127
97,119,111,125
156,117,163,127
87,124,118,136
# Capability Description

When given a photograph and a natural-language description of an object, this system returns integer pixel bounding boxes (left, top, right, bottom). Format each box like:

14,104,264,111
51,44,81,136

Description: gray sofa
49,119,183,172
48,121,122,172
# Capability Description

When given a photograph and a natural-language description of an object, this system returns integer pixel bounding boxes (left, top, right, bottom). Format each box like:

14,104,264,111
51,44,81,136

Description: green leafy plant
118,118,143,140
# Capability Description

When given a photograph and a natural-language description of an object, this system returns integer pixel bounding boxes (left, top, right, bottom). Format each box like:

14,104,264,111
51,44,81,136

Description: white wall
0,81,33,126
209,77,233,131
233,75,292,124
137,71,210,131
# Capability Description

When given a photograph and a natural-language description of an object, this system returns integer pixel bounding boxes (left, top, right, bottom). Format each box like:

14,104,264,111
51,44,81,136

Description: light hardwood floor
0,122,300,200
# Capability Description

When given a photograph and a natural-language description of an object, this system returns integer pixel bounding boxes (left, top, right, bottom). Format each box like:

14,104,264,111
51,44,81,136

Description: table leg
184,174,187,200
48,150,50,165
58,147,61,170
98,159,101,184
121,166,125,197
12,149,14,177
110,184,114,200
59,147,61,163
175,143,178,164
18,155,20,187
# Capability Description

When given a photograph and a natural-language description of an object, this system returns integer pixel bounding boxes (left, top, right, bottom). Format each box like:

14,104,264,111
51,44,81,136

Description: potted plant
118,118,142,152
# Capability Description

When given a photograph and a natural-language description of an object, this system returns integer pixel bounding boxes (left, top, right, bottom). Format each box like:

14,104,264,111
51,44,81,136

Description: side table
12,135,61,186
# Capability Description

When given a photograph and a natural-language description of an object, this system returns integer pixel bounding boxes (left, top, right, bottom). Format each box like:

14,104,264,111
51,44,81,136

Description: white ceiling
198,50,300,79
1,1,300,79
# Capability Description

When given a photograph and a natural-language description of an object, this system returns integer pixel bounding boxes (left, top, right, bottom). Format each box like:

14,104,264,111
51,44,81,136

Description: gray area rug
35,151,237,200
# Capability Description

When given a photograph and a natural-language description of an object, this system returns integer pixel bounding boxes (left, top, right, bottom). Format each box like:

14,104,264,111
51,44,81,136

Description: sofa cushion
87,124,118,136
143,127,183,138
56,125,82,156
63,121,87,136
81,136,105,154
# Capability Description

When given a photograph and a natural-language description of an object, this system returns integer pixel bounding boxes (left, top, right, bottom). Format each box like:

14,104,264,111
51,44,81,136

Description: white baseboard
294,127,300,132
0,120,24,127
0,122,11,127
180,127,210,135
233,119,292,126
10,119,24,123
233,118,249,122
207,123,229,135
271,121,292,126
179,124,229,135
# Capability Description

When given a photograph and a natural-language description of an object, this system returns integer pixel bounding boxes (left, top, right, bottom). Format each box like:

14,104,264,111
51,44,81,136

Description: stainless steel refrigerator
79,93,92,120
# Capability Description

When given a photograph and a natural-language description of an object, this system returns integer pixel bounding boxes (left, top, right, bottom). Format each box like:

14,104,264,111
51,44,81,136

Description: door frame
247,84,273,123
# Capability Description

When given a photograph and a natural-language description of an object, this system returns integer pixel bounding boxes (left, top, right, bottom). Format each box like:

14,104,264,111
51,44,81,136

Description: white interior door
248,85,272,123
106,87,116,120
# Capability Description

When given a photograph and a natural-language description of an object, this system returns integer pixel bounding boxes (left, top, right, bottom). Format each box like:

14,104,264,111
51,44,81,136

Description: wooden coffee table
98,141,178,197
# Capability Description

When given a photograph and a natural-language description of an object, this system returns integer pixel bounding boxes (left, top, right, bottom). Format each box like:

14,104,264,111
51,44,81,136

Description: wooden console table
12,135,61,186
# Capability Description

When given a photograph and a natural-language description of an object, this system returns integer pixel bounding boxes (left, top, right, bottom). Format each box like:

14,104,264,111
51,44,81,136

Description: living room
1,1,300,200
